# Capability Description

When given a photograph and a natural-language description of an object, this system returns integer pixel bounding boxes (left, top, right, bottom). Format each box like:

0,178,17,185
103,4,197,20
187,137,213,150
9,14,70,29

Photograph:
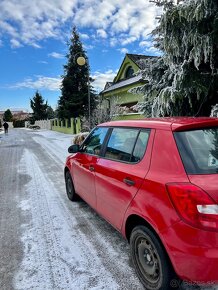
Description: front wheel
130,225,180,290
65,171,79,201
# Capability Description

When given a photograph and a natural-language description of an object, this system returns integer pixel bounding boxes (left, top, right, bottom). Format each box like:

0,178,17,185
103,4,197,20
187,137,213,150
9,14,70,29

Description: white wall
25,120,53,130
6,122,13,128
34,120,53,130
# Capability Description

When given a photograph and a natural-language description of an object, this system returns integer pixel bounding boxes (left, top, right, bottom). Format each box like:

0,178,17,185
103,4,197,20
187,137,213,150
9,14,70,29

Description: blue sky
0,0,162,112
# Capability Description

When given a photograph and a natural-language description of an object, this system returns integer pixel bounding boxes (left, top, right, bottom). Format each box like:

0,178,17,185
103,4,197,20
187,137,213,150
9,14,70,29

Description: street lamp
75,54,91,130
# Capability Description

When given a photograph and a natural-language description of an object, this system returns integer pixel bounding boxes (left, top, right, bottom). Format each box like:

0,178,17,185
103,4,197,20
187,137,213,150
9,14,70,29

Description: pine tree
30,91,48,121
3,109,13,121
57,26,97,121
138,0,218,117
46,106,55,119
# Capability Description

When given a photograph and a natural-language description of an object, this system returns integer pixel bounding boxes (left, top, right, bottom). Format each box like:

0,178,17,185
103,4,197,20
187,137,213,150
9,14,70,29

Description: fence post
76,118,81,134
70,118,74,134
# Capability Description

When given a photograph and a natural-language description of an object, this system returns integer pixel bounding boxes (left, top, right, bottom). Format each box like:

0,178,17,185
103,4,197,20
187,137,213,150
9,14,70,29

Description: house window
118,102,138,114
125,66,134,78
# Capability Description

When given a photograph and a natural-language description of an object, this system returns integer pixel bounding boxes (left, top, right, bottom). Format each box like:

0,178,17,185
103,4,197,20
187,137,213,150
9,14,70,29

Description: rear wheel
65,171,79,201
130,225,180,290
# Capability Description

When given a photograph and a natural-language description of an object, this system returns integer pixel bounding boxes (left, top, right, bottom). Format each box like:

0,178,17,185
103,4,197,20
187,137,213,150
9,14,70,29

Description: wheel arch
125,214,177,275
64,166,70,176
125,214,157,243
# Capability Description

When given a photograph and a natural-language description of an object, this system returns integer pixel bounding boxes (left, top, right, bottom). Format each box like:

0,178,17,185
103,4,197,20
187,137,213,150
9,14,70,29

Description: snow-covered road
0,129,217,290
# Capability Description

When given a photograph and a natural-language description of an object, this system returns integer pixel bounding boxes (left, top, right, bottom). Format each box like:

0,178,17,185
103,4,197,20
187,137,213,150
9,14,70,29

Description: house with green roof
100,53,155,120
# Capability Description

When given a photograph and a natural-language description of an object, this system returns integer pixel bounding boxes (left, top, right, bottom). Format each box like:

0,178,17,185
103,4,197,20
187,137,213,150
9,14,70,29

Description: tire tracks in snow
30,133,144,289
14,147,121,289
15,130,217,290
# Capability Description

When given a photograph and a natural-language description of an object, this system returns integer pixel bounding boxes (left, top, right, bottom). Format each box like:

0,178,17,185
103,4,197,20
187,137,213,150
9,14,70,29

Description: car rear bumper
161,220,218,284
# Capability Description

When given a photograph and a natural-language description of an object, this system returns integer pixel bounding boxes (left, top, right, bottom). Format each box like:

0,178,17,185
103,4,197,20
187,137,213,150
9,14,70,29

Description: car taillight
166,183,218,231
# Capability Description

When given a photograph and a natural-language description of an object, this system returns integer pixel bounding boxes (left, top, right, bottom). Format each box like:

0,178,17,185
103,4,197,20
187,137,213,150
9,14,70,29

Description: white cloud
110,37,118,47
121,36,137,45
74,1,117,29
38,60,48,64
11,76,61,91
139,39,161,55
48,52,65,59
0,0,162,48
92,69,117,92
8,69,116,95
10,38,22,48
146,46,162,56
84,44,94,50
80,33,89,40
118,48,128,54
97,29,107,39
33,43,42,49
139,40,151,47
0,0,78,47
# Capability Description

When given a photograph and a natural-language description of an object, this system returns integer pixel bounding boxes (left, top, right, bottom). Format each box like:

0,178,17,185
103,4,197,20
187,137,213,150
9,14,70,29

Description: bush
13,120,25,128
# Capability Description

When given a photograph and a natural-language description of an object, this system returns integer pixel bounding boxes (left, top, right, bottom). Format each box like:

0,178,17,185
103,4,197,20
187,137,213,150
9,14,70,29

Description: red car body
65,117,218,285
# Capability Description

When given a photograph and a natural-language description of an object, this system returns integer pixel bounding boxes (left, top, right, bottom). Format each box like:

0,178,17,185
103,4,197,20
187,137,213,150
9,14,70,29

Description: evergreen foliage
211,104,218,117
57,27,97,120
46,105,55,119
3,109,13,121
137,0,218,116
30,91,48,121
13,120,25,128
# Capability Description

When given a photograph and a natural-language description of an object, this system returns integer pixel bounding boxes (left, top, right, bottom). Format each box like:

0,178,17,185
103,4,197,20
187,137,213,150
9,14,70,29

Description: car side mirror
68,144,80,153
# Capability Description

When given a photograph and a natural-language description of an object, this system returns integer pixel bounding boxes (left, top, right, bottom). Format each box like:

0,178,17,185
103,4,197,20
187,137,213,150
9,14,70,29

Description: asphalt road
0,129,216,290
0,129,144,290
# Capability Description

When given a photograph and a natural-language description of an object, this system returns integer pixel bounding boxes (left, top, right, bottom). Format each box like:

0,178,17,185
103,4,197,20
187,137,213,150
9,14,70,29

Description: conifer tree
137,0,218,116
46,106,55,119
30,91,48,121
57,27,96,120
3,109,13,121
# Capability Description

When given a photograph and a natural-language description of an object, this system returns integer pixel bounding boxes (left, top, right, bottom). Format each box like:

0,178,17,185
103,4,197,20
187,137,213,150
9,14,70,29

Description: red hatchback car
64,117,218,289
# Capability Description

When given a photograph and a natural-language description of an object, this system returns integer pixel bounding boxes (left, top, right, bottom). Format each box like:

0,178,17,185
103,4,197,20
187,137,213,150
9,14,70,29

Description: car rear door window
174,128,218,174
105,128,150,163
82,127,108,156
132,130,150,162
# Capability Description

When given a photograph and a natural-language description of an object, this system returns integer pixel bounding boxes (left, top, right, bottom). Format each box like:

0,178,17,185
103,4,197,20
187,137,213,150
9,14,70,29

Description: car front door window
82,127,108,156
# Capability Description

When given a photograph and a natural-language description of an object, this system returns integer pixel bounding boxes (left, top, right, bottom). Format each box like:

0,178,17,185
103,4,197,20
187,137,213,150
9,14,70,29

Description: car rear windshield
174,128,218,174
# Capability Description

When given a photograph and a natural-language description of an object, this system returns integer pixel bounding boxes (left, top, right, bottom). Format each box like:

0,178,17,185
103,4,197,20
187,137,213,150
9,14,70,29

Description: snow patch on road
32,130,73,164
18,199,31,211
14,149,119,290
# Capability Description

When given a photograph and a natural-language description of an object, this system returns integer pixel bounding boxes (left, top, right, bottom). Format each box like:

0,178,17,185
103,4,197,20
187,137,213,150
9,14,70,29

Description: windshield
174,128,218,174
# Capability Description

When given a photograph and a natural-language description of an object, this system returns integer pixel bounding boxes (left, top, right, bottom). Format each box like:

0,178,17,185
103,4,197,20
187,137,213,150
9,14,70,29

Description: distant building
100,53,156,120
0,110,29,122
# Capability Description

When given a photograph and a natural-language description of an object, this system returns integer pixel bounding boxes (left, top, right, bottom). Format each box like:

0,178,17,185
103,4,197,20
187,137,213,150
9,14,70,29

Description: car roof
99,117,218,131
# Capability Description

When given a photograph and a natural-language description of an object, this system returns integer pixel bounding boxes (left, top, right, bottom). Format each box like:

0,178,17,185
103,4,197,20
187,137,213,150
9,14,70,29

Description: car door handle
89,165,95,172
123,178,135,186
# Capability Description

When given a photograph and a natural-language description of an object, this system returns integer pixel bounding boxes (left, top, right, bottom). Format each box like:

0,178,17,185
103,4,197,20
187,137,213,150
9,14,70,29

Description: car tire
130,225,180,290
65,171,79,201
